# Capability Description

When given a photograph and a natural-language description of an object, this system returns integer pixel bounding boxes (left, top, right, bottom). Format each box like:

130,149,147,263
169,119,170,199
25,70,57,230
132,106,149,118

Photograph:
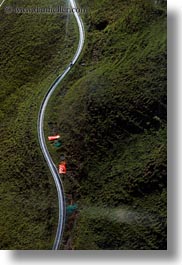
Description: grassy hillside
0,0,167,250
45,0,167,249
0,0,78,249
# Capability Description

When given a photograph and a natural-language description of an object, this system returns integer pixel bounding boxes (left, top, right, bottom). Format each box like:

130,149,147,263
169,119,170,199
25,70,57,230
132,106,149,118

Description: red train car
59,161,67,174
48,135,60,141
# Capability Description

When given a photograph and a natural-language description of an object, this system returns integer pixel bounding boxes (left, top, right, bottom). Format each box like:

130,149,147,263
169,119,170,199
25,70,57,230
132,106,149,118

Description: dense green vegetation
0,0,167,250
0,0,78,249
46,0,167,249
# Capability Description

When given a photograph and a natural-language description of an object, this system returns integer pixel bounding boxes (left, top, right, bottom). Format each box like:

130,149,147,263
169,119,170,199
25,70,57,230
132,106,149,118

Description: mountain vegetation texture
0,0,166,250
46,0,167,250
0,0,77,249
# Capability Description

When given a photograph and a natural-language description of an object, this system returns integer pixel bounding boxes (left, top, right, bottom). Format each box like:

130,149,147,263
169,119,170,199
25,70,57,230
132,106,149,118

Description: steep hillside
0,0,167,250
0,0,77,249
46,0,167,249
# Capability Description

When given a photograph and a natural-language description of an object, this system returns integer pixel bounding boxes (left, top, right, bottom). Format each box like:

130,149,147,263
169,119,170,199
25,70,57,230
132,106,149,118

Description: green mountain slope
0,0,167,250
0,0,77,249
46,0,167,249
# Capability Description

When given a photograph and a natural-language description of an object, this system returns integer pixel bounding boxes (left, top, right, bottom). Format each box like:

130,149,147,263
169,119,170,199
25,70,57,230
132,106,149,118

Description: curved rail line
37,0,85,250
